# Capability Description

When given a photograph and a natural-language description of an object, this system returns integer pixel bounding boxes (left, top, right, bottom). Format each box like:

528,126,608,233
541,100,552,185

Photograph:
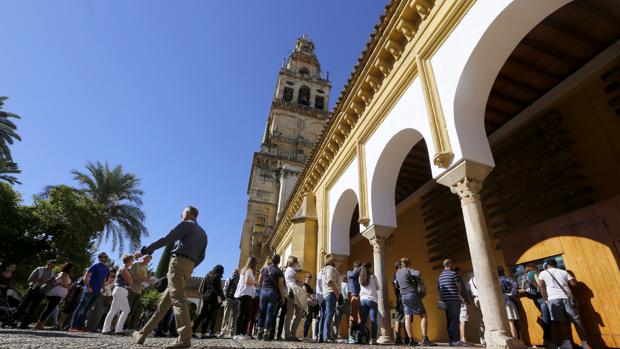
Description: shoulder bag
543,270,577,307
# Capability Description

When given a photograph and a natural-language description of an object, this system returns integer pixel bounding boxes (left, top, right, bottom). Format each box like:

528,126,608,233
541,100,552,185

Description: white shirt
360,274,379,302
285,267,297,290
47,272,70,298
539,268,573,300
235,269,256,298
469,277,479,298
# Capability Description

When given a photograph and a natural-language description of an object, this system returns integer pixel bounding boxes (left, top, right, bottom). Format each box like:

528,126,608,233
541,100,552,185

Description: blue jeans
70,289,99,328
257,288,279,332
316,300,326,339
322,293,337,341
535,297,551,340
444,300,461,343
359,299,378,341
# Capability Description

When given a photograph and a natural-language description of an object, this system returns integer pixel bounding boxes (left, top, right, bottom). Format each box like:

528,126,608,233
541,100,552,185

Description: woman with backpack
521,264,551,347
358,262,379,345
192,264,224,338
395,257,434,346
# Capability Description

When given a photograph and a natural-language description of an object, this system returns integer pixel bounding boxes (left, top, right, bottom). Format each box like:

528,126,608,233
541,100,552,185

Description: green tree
0,183,43,290
0,97,22,185
31,185,101,274
71,161,148,255
0,184,100,291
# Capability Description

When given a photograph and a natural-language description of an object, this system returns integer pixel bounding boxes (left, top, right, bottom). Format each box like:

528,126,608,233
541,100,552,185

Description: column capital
437,160,493,204
362,224,395,253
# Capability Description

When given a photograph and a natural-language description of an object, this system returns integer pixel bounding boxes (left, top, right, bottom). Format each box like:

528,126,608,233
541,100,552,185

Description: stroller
0,288,22,328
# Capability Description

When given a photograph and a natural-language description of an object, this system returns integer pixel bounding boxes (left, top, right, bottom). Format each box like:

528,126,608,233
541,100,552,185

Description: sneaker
422,338,437,346
348,336,357,344
450,341,464,347
286,337,300,342
370,339,378,345
582,342,592,349
559,341,572,349
395,336,403,345
257,333,263,341
409,339,418,346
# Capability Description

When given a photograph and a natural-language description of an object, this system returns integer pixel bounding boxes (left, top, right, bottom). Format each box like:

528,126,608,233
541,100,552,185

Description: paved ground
0,329,467,349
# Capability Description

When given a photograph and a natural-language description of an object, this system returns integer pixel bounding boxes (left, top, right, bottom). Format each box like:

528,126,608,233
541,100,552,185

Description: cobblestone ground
0,329,466,349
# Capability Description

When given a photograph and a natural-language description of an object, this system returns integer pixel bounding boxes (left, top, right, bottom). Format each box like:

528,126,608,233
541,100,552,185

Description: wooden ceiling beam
573,1,620,29
489,91,529,109
509,57,563,82
541,18,607,48
495,75,545,94
519,38,581,66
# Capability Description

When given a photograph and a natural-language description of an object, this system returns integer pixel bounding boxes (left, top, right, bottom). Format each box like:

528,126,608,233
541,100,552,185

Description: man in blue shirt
69,252,110,331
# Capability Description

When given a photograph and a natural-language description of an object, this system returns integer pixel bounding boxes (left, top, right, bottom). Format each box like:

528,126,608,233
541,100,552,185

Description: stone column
437,160,524,349
362,224,394,344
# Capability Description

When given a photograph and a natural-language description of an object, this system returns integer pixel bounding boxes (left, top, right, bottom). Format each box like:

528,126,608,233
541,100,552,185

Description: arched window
283,87,293,102
298,85,310,106
315,96,325,110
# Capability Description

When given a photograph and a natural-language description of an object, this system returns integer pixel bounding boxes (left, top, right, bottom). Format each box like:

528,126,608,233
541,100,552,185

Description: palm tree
0,96,21,161
0,97,22,185
0,159,21,185
72,161,148,255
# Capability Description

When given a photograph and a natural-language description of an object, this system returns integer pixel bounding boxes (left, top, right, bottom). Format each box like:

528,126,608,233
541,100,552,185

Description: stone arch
369,128,427,228
432,0,571,167
329,188,359,256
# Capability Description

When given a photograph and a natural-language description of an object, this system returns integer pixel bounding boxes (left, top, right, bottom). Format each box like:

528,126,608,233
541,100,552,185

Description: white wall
328,158,360,255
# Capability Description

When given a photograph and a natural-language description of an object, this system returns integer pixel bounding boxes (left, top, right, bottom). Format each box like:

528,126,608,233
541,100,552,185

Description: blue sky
0,1,387,278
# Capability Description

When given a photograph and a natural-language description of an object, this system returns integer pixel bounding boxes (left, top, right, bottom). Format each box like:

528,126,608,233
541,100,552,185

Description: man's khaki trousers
139,256,195,342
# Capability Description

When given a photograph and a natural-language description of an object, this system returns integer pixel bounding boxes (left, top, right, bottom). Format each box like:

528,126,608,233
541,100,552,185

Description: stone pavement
0,329,468,349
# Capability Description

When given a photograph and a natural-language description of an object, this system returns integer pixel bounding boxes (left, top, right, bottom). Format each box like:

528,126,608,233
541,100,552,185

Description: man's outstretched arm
141,222,187,256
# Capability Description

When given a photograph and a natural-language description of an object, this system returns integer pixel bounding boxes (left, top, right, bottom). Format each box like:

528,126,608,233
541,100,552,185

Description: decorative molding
416,55,454,168
356,142,370,227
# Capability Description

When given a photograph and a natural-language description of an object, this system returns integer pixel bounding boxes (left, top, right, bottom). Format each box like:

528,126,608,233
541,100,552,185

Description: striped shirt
438,269,462,302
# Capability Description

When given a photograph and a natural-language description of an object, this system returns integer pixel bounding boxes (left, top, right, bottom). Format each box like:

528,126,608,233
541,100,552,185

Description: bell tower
239,35,332,267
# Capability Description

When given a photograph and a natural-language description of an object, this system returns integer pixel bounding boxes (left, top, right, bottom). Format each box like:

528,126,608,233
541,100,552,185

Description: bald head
183,206,199,221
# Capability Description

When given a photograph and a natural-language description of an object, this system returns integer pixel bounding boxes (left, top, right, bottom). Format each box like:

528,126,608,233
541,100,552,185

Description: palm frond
73,161,148,255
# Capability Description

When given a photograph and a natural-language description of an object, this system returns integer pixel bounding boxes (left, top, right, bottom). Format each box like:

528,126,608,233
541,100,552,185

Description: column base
377,335,393,344
486,332,526,349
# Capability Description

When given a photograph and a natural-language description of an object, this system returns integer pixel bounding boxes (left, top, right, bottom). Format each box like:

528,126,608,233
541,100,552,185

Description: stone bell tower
238,34,332,267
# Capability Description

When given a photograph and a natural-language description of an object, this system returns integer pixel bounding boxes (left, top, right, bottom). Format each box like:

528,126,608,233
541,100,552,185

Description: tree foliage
0,183,100,291
72,161,148,255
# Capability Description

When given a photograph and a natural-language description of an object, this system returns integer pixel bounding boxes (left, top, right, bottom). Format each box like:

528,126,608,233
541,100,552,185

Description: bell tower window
283,87,293,102
299,67,309,78
315,96,325,110
298,86,310,106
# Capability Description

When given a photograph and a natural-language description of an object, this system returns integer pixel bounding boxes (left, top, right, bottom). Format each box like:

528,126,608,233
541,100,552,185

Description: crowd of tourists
0,207,592,349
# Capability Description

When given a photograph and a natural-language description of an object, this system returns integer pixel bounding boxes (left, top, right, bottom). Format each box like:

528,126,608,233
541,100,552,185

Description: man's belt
172,253,196,263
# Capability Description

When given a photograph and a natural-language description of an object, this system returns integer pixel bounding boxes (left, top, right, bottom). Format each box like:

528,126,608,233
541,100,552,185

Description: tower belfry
238,35,332,266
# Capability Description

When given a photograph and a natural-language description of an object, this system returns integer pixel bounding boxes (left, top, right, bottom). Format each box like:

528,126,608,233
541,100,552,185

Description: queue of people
1,206,593,349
